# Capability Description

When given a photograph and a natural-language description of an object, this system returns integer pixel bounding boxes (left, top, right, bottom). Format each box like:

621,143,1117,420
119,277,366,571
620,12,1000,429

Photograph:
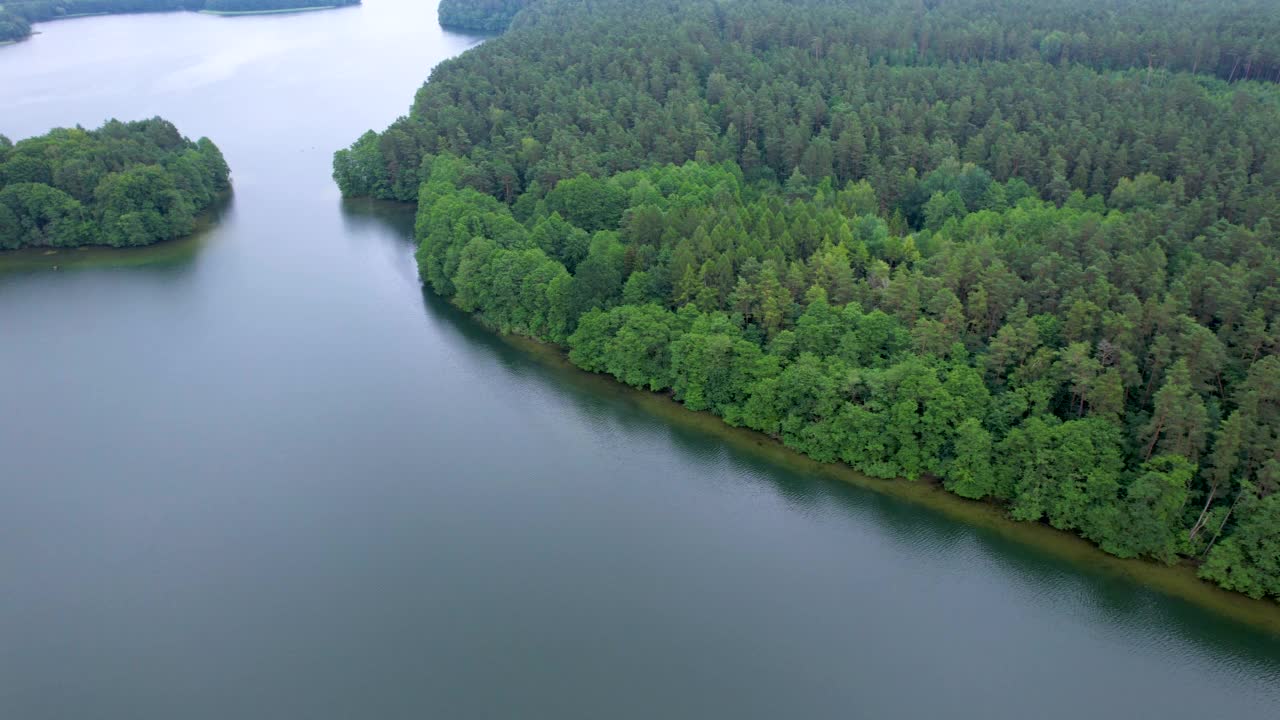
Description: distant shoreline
199,6,338,16
0,4,354,47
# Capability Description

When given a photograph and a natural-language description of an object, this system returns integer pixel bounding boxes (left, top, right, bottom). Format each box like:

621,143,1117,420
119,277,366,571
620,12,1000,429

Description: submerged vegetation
336,0,1280,602
0,118,230,249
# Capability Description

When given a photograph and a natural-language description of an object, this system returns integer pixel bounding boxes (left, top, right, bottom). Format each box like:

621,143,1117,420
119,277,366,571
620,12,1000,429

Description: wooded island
0,118,230,249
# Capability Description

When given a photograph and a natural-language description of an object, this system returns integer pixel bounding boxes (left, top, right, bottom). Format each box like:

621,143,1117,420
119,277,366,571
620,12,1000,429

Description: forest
437,0,532,32
0,118,230,249
0,7,32,41
334,0,1280,601
0,0,358,41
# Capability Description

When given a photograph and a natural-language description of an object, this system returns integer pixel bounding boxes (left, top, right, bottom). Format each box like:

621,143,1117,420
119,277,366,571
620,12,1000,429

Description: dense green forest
0,7,32,40
0,0,357,41
0,118,230,249
437,0,532,32
335,0,1280,601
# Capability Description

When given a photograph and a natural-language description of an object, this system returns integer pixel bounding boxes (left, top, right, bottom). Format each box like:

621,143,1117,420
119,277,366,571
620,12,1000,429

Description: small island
0,0,360,43
0,117,230,250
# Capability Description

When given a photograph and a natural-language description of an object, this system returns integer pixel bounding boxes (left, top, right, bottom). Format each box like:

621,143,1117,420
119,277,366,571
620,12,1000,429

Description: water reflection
338,197,415,235
0,191,235,278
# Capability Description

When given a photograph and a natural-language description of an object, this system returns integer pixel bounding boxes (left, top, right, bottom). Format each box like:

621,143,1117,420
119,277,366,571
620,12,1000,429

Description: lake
1,1,1278,717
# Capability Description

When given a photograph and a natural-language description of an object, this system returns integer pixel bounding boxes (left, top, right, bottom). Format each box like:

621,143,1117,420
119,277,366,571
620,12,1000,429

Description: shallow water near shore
496,326,1280,636
2,1,1279,718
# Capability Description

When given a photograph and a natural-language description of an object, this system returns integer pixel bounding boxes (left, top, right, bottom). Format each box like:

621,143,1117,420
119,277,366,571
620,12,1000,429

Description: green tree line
0,0,357,41
0,8,32,41
335,0,1280,601
0,118,230,249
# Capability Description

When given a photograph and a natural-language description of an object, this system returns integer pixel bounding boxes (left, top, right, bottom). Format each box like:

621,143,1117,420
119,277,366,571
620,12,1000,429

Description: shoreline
0,5,351,46
199,6,338,16
438,22,506,36
0,237,203,273
0,192,231,274
474,321,1280,637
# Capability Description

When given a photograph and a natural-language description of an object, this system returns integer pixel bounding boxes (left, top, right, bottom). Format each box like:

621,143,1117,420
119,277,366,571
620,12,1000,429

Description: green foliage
569,304,683,391
530,212,590,271
0,183,90,249
95,165,195,248
336,0,1280,221
1200,490,1280,600
349,0,1280,602
671,312,772,413
0,9,32,42
545,174,627,233
0,118,229,250
438,0,533,32
1120,456,1196,564
332,130,395,200
946,418,994,499
569,232,625,316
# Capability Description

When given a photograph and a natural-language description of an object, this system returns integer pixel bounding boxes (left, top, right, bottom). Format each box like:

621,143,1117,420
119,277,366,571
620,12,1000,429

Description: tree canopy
0,118,230,249
437,0,533,32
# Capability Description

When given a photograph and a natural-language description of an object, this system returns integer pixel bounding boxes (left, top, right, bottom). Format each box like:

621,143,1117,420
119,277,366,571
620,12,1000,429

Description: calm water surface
1,2,1279,717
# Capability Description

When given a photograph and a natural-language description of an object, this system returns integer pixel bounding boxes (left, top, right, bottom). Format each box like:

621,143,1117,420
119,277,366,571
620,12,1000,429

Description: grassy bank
488,326,1280,637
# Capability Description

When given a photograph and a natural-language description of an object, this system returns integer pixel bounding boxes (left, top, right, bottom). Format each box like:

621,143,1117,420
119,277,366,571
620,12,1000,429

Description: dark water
1,2,1278,718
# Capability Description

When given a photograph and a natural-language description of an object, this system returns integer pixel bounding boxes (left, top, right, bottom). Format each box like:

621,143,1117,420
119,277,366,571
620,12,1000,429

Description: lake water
1,2,1278,717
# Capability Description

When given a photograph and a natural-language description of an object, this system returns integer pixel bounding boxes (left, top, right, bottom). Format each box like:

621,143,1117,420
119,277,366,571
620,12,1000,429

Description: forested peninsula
334,0,1280,602
0,118,230,249
0,0,359,42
